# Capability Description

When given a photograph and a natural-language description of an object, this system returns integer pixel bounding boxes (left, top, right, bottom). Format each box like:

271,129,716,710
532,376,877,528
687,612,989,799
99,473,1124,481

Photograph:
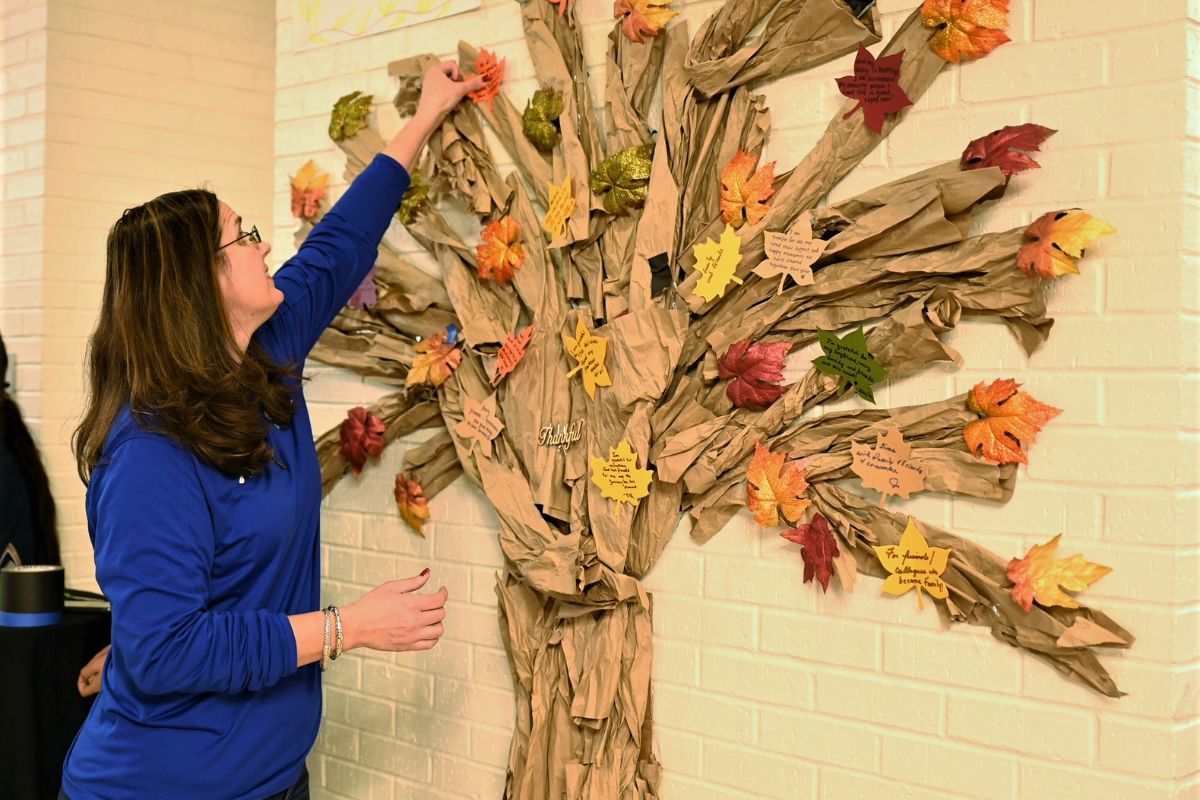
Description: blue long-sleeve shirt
61,154,410,800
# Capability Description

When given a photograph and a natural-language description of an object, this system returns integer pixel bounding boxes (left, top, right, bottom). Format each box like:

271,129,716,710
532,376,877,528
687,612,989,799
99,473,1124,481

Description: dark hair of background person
0,331,60,565
73,189,296,485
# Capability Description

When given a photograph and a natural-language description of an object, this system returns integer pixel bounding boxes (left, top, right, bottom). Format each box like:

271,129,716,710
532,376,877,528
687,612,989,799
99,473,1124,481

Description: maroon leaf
781,513,839,592
960,123,1057,177
717,338,791,409
348,266,378,311
339,406,385,475
835,46,914,135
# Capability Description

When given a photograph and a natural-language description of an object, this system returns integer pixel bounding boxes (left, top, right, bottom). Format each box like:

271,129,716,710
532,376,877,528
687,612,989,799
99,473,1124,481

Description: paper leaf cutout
850,425,926,502
397,168,430,224
339,406,385,475
590,439,653,505
563,318,612,399
454,394,505,457
542,175,575,241
613,0,677,44
1008,535,1112,613
813,327,887,403
717,338,791,409
348,265,377,311
492,325,534,386
921,0,1011,63
468,49,506,112
476,216,526,285
691,224,744,302
547,0,570,16
963,379,1061,465
590,143,654,214
745,441,810,528
720,150,776,230
329,90,373,141
522,87,563,153
753,212,828,293
407,329,462,388
394,472,430,535
290,159,329,221
781,513,839,592
835,46,914,135
1017,210,1115,280
873,517,950,605
961,124,1057,177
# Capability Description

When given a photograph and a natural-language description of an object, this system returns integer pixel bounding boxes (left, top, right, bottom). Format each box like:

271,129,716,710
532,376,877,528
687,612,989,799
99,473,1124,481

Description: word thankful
538,420,584,452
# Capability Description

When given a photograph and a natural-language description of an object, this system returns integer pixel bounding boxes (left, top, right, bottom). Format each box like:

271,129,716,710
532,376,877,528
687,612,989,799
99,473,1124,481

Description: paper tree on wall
299,1,1129,795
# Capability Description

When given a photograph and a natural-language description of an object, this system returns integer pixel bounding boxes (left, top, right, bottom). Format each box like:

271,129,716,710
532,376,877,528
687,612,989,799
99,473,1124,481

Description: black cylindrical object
0,564,65,627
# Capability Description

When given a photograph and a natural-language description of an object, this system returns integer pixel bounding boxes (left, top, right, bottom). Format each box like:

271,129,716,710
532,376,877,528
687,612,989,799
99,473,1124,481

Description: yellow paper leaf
850,425,926,503
873,517,951,605
453,393,505,457
692,224,744,302
563,318,612,399
590,439,653,505
542,175,575,242
752,212,828,294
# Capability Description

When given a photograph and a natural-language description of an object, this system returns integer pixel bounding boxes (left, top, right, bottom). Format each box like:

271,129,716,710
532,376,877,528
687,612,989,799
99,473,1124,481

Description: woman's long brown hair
73,189,295,484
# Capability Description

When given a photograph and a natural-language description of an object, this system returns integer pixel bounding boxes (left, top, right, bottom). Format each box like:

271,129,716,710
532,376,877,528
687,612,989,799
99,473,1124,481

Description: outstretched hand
343,569,447,653
416,61,487,122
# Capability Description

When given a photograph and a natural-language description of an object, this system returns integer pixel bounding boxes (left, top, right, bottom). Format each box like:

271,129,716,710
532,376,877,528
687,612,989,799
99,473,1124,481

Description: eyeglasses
218,225,261,250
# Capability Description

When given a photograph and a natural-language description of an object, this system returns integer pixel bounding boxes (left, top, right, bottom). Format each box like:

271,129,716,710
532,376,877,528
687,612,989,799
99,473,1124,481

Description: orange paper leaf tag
467,49,505,112
454,394,505,457
590,439,653,505
720,150,776,229
963,379,1060,465
476,216,526,285
873,517,950,606
921,0,1011,63
542,175,575,242
492,325,534,386
745,441,810,528
1017,210,1114,280
563,318,612,399
691,224,744,302
1007,535,1111,613
850,425,926,504
753,212,828,294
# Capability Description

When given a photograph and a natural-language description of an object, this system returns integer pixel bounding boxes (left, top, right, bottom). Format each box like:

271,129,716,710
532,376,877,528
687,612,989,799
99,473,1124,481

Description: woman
61,63,484,800
0,331,60,566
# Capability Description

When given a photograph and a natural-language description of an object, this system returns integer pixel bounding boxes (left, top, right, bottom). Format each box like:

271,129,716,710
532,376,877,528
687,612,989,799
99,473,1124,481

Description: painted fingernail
420,568,430,577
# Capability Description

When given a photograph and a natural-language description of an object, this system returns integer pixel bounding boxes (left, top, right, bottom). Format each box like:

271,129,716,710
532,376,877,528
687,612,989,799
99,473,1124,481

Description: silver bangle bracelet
330,605,344,661
320,607,331,672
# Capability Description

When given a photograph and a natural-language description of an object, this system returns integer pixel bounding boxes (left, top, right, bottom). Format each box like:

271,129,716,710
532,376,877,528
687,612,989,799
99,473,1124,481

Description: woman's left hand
416,61,486,122
77,644,111,697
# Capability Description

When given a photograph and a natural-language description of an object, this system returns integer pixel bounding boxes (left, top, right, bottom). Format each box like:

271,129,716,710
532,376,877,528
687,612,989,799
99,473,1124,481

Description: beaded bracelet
330,605,344,661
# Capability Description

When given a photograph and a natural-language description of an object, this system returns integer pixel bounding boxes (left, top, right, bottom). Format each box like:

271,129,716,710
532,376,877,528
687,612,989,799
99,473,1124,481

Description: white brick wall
274,1,1200,798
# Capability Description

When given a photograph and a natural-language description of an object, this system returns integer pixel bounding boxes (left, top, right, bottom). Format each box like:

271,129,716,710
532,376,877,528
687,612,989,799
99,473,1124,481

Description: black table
0,609,111,800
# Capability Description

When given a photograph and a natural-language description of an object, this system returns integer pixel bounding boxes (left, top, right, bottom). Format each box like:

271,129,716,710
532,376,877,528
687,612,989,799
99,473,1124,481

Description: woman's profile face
217,201,283,343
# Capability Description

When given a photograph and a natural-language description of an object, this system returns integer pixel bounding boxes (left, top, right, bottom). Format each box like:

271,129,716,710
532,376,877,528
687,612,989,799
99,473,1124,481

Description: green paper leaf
589,143,654,215
522,88,563,153
397,168,430,224
329,90,373,142
813,326,887,403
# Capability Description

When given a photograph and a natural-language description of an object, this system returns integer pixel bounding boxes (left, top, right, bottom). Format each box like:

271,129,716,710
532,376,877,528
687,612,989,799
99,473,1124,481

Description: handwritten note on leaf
492,325,534,386
453,394,504,457
542,175,575,242
873,517,950,607
850,426,926,504
813,327,886,403
563,318,612,399
753,212,828,294
590,439,653,505
692,224,743,302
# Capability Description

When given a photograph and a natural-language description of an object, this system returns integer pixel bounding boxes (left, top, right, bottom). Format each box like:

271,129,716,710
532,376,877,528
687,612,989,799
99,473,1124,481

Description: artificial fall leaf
522,87,564,153
813,326,887,403
394,472,430,535
873,517,951,605
780,513,839,592
329,90,373,141
613,0,677,44
717,338,791,409
339,406,385,475
590,438,654,505
850,425,926,502
289,159,329,221
348,265,377,311
961,124,1057,177
453,393,505,457
963,379,1061,465
1007,534,1112,613
752,212,829,294
397,168,430,224
720,150,776,229
407,328,462,388
745,441,810,528
835,46,914,135
589,143,654,214
468,49,506,112
1017,210,1115,280
563,318,612,399
691,224,744,302
492,325,535,386
476,216,525,285
921,0,1011,63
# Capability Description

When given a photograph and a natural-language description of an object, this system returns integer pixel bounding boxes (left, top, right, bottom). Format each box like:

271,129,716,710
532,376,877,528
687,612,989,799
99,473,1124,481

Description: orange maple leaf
720,150,776,229
745,441,810,528
476,216,525,285
1017,210,1115,280
407,331,462,388
394,472,430,535
467,49,505,112
547,0,569,15
1007,535,1111,613
963,379,1060,465
921,0,1011,64
613,0,677,44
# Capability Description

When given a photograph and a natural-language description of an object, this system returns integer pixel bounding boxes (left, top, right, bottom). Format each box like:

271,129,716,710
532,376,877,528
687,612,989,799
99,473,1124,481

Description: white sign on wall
295,0,482,51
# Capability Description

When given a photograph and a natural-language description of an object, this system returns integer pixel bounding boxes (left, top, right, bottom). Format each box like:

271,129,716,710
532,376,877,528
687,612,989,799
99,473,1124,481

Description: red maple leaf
835,46,913,135
781,513,839,592
339,406,386,475
960,123,1057,177
717,339,791,409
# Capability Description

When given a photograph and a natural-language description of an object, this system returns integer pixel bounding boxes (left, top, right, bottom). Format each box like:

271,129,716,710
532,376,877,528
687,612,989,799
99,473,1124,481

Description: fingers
419,606,447,625
416,585,449,611
463,75,487,94
440,60,462,81
395,569,432,594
